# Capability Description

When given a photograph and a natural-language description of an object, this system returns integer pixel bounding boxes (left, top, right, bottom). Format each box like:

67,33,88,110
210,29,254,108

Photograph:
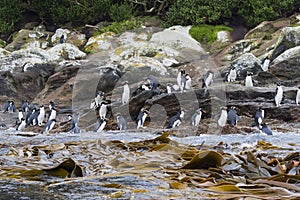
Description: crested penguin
177,69,186,92
166,110,184,129
42,119,56,134
16,118,26,131
245,71,253,87
202,70,214,88
94,91,105,108
296,86,300,105
48,107,57,122
99,101,108,119
218,107,228,127
227,66,237,82
49,101,55,111
94,118,106,132
136,110,149,129
227,106,240,127
116,112,127,130
254,107,264,129
122,81,130,105
191,108,203,127
262,58,270,71
37,105,45,126
274,83,283,107
260,123,272,135
3,101,16,113
68,113,80,133
184,74,192,90
18,109,23,122
21,100,29,113
27,107,38,126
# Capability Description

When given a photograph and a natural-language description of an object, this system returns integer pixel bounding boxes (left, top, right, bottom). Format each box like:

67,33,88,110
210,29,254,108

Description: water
0,129,299,199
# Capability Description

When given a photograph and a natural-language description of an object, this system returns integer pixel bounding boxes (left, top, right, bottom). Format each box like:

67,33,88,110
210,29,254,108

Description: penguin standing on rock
136,110,149,129
296,86,300,105
227,106,240,127
37,105,45,126
16,118,26,131
68,113,80,133
218,107,228,127
191,108,203,127
254,107,264,129
99,101,109,119
21,100,29,113
202,70,214,88
177,69,186,92
94,118,107,132
274,83,283,107
48,107,57,122
122,81,130,105
27,107,38,126
166,110,185,129
227,66,237,82
116,113,127,130
184,74,192,90
18,109,23,122
245,71,253,87
3,101,16,113
42,119,56,134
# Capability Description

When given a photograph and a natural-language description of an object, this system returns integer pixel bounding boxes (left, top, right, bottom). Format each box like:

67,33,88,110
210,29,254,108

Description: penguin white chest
49,110,56,121
296,89,300,105
122,85,130,104
167,86,172,94
245,75,253,87
185,78,192,90
275,86,283,107
194,113,202,126
218,110,227,127
228,69,237,82
205,73,213,87
17,121,26,131
97,120,106,132
38,108,45,126
172,119,181,128
99,105,107,119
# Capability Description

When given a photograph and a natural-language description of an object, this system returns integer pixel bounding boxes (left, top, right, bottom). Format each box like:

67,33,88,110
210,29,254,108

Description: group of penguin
2,100,79,134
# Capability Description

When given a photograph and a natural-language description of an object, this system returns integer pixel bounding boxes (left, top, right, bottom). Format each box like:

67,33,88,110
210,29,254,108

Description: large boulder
271,26,300,60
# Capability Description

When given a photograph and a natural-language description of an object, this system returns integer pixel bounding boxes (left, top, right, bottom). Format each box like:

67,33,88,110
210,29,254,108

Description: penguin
260,123,273,135
227,66,237,82
37,105,45,126
116,112,127,130
166,83,174,94
184,74,192,90
136,110,149,129
3,101,16,113
227,106,240,127
166,110,185,129
49,101,55,111
202,70,214,88
296,86,300,105
21,100,29,113
16,118,26,131
27,107,38,126
262,58,270,71
94,118,106,132
122,81,130,105
218,107,228,127
94,91,105,108
191,108,203,127
245,71,253,87
68,113,80,133
99,101,109,119
177,69,185,91
254,107,264,129
42,119,56,134
48,107,57,122
18,109,23,122
274,83,283,107
59,34,65,44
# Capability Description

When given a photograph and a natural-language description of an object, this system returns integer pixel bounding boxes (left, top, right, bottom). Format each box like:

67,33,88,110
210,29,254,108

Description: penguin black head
68,114,72,120
180,69,186,75
122,81,129,85
230,106,236,110
276,82,281,86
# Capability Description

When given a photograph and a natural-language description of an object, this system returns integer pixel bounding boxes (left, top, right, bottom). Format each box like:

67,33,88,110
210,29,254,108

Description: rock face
0,21,299,134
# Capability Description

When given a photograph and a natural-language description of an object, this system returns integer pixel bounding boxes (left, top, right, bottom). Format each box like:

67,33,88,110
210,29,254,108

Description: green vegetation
0,0,299,38
95,19,142,35
189,25,233,44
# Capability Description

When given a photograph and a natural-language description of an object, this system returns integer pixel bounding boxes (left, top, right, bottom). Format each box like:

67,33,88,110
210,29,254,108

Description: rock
84,32,117,53
271,26,300,60
0,64,55,107
223,53,262,80
51,28,87,47
48,43,87,61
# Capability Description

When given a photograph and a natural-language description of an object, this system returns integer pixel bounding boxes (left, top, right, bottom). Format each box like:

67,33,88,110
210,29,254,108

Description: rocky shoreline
1,16,300,134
